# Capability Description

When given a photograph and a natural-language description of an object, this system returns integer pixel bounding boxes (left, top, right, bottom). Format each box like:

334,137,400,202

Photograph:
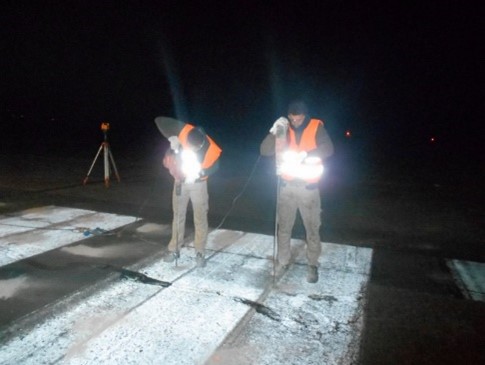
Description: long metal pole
174,182,181,267
273,127,286,283
273,176,280,283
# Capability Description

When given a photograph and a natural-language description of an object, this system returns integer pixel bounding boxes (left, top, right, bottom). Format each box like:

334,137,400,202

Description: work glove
168,136,181,153
269,117,289,136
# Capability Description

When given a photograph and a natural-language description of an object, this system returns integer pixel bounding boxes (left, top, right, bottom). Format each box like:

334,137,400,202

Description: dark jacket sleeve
196,136,220,180
309,124,334,160
201,159,219,178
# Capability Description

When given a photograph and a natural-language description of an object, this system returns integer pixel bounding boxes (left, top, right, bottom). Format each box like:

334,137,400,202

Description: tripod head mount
100,122,110,140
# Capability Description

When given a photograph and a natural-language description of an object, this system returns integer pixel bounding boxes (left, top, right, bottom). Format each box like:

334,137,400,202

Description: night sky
1,1,482,178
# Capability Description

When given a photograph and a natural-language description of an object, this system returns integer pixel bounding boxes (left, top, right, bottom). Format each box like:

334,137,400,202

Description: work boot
307,265,318,283
163,251,180,263
195,253,206,268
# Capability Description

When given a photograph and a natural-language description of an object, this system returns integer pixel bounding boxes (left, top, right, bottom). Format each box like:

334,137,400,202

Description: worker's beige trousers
168,180,208,255
277,182,322,267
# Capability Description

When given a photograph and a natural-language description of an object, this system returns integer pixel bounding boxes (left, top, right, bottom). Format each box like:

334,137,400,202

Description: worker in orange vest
260,100,334,283
155,116,222,268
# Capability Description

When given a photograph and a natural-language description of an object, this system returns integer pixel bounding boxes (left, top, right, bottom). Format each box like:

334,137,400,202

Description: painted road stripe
0,206,95,238
0,206,136,267
0,229,372,365
448,259,485,302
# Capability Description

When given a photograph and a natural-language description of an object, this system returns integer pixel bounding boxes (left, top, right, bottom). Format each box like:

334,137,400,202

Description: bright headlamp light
181,150,201,181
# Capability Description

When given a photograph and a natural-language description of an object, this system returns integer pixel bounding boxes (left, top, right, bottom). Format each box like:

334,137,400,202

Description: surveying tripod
83,122,120,187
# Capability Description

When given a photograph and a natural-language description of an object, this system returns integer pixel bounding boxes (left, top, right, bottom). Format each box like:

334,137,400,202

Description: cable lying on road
116,266,171,287
22,259,171,287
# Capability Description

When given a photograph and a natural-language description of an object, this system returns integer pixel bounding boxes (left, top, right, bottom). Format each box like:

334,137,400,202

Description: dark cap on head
187,128,206,150
288,100,309,115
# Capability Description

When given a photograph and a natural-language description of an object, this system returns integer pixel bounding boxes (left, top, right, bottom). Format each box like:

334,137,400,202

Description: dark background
1,5,483,363
1,0,483,184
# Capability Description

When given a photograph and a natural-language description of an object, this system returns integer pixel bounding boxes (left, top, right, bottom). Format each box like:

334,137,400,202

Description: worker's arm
200,159,219,178
162,149,184,182
316,124,334,160
260,117,289,156
193,137,220,180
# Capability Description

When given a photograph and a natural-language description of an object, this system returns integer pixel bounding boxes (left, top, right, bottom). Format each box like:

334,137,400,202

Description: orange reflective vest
178,124,222,179
281,118,324,183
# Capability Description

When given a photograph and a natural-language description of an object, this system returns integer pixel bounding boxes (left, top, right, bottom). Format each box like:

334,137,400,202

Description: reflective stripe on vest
178,124,222,176
281,119,324,183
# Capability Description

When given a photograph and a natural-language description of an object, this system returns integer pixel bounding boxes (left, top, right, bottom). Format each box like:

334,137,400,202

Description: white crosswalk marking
448,259,485,302
0,215,373,365
0,206,136,267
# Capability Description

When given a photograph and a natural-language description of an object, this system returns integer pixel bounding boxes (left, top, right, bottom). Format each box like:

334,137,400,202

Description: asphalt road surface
0,152,483,364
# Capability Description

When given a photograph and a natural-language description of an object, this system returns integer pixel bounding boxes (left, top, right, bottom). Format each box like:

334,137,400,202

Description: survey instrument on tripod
83,122,120,187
